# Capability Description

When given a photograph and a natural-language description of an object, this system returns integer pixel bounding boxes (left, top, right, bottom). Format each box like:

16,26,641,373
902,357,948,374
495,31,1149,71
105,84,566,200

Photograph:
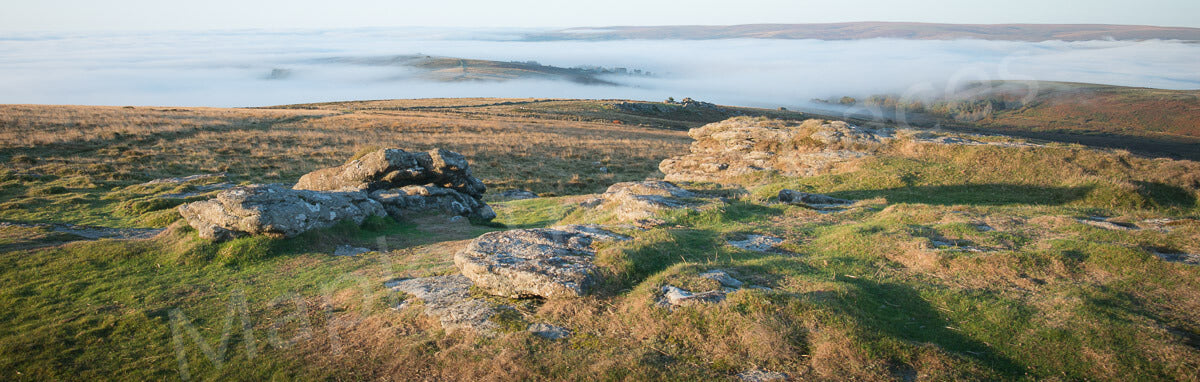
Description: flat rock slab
1078,217,1139,231
727,234,786,253
178,184,385,241
386,275,502,332
455,225,629,298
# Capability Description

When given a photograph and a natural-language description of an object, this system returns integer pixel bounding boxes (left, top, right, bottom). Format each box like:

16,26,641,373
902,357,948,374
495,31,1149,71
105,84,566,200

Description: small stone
699,270,744,288
659,285,726,307
526,323,571,340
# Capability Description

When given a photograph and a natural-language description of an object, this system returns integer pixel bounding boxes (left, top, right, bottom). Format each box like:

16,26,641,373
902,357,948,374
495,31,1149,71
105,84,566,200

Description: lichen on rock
454,225,629,298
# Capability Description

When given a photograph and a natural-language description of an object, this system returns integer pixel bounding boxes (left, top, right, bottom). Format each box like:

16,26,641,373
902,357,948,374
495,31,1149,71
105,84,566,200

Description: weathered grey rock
738,369,787,382
660,117,891,182
294,148,486,198
333,245,371,256
386,275,504,332
778,189,854,208
600,181,696,221
1150,250,1200,265
727,234,786,253
699,270,744,288
496,189,539,200
1078,217,1138,231
659,285,727,307
455,225,629,298
526,323,571,340
810,120,892,146
371,185,496,221
177,184,386,241
292,148,495,222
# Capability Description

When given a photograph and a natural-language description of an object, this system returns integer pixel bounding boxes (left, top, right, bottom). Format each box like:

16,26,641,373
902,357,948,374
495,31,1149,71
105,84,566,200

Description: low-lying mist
1,28,1197,108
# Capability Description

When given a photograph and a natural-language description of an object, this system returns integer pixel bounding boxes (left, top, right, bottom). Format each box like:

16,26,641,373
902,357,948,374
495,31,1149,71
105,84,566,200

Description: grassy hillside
828,81,1200,159
1,100,1198,380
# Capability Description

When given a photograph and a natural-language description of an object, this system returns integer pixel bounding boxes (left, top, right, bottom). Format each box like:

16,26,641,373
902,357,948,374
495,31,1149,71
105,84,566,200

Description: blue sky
3,0,1198,32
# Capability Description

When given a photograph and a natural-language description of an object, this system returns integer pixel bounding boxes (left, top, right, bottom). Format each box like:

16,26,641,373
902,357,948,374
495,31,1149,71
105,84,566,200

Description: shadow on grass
1135,181,1197,209
835,277,1029,377
829,184,1094,206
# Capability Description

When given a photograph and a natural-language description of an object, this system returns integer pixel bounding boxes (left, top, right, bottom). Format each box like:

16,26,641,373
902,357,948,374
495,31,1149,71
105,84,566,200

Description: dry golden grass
0,102,690,195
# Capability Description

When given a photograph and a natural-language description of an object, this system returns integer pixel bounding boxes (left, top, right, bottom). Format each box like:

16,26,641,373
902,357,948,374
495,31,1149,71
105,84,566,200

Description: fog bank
1,28,1197,108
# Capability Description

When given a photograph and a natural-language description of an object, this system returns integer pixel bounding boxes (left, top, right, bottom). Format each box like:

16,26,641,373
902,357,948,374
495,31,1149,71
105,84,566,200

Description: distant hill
529,22,1200,42
312,55,651,85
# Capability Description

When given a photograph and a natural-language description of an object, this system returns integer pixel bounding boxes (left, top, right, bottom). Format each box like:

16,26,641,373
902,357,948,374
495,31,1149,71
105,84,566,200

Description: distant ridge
530,22,1200,42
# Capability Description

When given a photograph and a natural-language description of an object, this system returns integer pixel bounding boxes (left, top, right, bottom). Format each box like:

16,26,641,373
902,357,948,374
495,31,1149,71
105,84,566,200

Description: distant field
531,22,1200,42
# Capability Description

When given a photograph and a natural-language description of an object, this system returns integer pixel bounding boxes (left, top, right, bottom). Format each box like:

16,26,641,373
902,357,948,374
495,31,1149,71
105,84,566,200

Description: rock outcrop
294,148,486,198
179,148,495,241
177,184,386,241
455,225,629,298
659,117,892,182
599,180,697,221
371,185,496,221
